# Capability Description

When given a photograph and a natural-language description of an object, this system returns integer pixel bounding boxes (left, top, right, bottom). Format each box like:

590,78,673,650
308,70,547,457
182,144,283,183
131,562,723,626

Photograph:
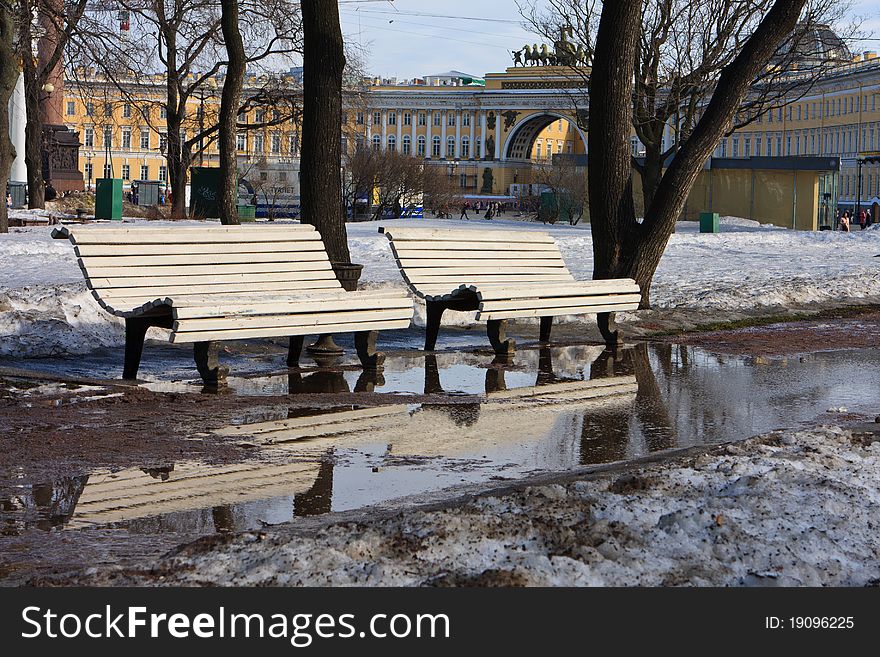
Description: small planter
306,262,364,355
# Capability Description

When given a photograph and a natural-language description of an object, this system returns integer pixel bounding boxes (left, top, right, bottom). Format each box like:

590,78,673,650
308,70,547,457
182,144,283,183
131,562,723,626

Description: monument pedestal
42,124,83,194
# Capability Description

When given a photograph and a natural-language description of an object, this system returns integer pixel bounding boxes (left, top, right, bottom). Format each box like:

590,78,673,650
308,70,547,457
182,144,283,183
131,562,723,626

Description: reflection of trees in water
423,354,481,426
578,344,676,465
1,475,90,534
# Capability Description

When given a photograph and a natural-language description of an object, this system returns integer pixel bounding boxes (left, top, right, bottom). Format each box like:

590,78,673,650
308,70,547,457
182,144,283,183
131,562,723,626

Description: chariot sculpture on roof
512,25,588,67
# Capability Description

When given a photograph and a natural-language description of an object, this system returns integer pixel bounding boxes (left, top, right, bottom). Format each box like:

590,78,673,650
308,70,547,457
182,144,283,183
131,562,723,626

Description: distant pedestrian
839,212,850,232
460,202,470,220
859,209,866,230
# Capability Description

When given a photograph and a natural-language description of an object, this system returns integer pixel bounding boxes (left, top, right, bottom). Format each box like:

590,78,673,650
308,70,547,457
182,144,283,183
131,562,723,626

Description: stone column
426,110,433,159
455,110,461,159
441,111,448,159
480,110,488,159
396,112,403,151
493,111,502,160
381,110,387,151
411,110,417,157
469,111,475,159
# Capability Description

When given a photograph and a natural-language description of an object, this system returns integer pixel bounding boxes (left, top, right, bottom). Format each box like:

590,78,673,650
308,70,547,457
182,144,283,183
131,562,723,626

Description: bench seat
53,224,413,383
380,226,640,352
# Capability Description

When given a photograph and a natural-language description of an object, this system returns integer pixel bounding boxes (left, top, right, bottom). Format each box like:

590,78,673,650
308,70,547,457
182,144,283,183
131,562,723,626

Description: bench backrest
379,226,575,296
52,224,341,313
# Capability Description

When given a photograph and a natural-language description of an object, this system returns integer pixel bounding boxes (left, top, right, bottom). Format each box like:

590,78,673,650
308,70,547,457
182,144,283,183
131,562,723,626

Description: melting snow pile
2,215,880,357
91,425,880,586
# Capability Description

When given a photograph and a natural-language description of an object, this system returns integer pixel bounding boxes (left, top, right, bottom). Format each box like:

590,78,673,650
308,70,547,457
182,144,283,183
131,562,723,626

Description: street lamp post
85,151,93,191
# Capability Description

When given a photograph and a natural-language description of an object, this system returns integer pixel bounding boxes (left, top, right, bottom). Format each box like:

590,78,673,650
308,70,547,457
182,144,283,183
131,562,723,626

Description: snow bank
2,215,880,357
93,426,880,586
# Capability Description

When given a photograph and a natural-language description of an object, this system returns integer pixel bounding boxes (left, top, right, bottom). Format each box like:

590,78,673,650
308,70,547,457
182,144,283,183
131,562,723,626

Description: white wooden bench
380,226,640,353
52,224,413,383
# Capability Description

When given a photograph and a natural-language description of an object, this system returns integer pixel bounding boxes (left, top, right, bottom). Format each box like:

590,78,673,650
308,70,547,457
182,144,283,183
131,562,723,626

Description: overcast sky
340,0,880,79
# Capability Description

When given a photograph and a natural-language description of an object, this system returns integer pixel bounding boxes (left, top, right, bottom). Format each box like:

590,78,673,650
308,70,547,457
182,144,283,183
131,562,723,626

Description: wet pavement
2,328,880,584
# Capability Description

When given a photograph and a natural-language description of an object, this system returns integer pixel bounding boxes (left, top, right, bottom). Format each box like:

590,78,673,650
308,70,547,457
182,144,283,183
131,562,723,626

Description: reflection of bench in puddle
63,460,323,529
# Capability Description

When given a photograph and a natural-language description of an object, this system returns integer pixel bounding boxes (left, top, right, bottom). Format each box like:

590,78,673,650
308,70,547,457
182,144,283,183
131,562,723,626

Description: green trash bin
237,204,257,222
699,211,720,234
95,178,123,221
190,167,221,218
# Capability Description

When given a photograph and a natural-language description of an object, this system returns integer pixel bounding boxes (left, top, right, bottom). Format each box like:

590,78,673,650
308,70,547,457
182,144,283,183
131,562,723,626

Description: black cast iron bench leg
194,341,228,385
487,319,515,355
355,330,385,370
123,315,173,381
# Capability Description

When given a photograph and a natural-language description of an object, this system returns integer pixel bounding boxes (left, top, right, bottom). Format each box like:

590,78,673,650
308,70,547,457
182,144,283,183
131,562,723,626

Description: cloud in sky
340,0,880,79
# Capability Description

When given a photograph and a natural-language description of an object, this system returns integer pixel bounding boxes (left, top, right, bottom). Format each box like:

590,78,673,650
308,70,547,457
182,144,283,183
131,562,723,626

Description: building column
441,111,448,159
411,110,417,157
493,110,502,160
455,110,461,159
396,112,403,152
381,110,387,151
426,110,433,159
469,112,475,160
480,110,487,159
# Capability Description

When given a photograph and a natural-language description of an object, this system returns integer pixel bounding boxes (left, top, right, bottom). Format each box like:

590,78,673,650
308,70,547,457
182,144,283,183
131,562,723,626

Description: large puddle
3,341,880,550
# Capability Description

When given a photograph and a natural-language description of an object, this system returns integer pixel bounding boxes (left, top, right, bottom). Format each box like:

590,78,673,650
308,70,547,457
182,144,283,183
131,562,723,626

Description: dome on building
774,24,852,67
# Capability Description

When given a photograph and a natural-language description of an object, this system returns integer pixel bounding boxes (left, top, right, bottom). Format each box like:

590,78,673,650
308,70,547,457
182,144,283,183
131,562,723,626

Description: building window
755,137,762,156
85,102,94,117
433,112,441,127
122,128,131,150
159,132,168,152
795,135,800,154
160,105,167,119
84,127,94,148
732,137,739,157
66,101,75,116
159,166,167,182
237,133,246,151
373,112,381,126
121,164,130,181
447,113,455,126
103,126,112,148
289,133,300,156
476,139,482,157
140,129,150,150
387,135,396,152
418,112,426,126
254,110,265,124
720,139,727,157
388,112,397,126
462,113,471,127
104,104,113,118
536,143,542,159
271,133,281,154
461,136,470,158
254,134,264,154
372,134,381,151
140,165,149,180
84,162,93,182
446,136,455,158
431,135,441,157
103,163,112,178
403,112,411,126
744,138,751,157
417,135,426,156
402,135,411,155
122,103,131,118
776,136,782,156
356,112,364,125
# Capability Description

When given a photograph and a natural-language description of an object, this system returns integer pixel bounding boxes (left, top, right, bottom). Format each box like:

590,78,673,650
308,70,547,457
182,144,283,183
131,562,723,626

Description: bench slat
170,318,412,343
470,279,640,300
405,274,575,285
78,252,330,267
174,307,412,332
95,280,344,304
478,302,639,321
75,242,327,257
479,293,643,312
88,271,339,290
83,261,333,278
173,295,413,320
391,241,559,253
380,227,554,243
65,231,320,245
398,259,567,269
402,266,570,277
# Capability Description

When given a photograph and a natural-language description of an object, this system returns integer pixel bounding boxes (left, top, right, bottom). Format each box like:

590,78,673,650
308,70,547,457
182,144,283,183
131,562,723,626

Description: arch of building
502,111,588,161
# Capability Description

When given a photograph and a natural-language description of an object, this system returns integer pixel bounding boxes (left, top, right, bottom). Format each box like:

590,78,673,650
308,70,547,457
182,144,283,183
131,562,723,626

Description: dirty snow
1,214,880,357
77,425,880,587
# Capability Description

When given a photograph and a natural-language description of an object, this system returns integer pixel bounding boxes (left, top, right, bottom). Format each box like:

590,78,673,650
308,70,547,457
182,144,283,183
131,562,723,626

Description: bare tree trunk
218,0,244,225
591,0,807,309
19,0,45,209
163,29,188,220
299,0,350,263
0,5,17,233
587,0,642,282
